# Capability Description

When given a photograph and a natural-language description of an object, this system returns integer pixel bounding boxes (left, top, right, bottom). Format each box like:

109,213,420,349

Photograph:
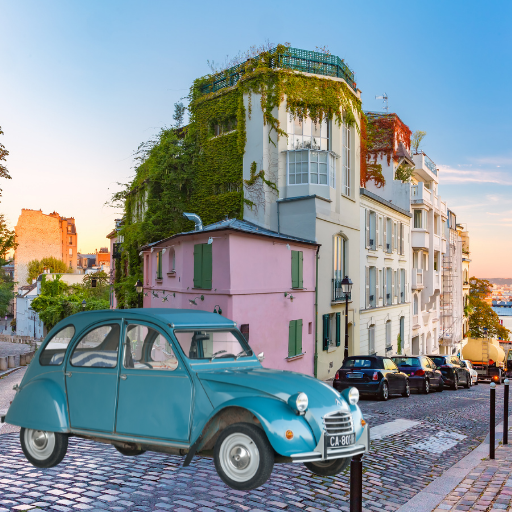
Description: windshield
431,357,446,367
343,358,376,369
174,330,252,361
463,360,473,369
392,357,421,367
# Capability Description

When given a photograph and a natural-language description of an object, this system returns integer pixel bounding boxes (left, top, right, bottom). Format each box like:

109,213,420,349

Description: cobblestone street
0,370,504,512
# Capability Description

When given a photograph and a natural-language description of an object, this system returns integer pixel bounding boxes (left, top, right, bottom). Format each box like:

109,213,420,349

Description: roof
360,188,413,218
142,218,319,250
395,142,415,166
493,307,512,317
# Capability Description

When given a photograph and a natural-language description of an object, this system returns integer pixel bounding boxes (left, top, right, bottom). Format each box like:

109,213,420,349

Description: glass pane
300,162,309,183
319,152,327,163
71,325,119,368
39,325,75,366
321,138,328,151
174,330,251,361
288,151,295,163
319,163,328,184
125,324,179,371
312,121,321,138
303,118,311,137
294,118,303,135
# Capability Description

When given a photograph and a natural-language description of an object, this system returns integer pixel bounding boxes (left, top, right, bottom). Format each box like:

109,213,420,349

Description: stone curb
0,366,21,380
396,414,512,512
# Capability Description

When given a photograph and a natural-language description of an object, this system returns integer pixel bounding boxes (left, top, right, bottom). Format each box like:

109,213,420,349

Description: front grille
323,411,353,435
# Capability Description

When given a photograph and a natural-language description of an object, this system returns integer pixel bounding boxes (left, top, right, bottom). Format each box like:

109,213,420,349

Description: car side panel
5,373,69,432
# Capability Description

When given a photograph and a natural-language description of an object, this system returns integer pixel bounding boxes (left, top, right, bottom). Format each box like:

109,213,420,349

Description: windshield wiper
235,350,250,360
211,350,227,361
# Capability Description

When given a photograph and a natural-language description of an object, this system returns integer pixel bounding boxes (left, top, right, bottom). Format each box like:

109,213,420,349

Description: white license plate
347,373,363,378
325,433,355,448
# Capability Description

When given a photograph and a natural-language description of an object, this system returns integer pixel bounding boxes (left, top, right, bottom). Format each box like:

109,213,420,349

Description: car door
65,322,122,432
115,322,193,443
383,358,400,393
452,357,466,384
427,357,442,387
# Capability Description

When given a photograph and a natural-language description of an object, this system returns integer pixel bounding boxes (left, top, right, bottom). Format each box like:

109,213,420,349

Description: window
288,116,329,151
343,358,376,369
169,248,176,273
322,313,331,350
69,248,73,256
70,324,120,368
69,236,73,245
400,269,406,303
39,325,75,366
193,243,212,289
173,330,251,360
145,255,150,285
333,235,346,282
385,320,392,351
288,319,303,357
414,210,423,229
124,324,178,371
291,250,303,289
342,123,351,196
240,324,250,342
413,294,418,315
386,218,392,253
156,251,163,280
368,325,375,354
287,150,336,187
367,211,376,250
366,266,376,308
212,118,237,136
384,358,398,370
386,268,393,305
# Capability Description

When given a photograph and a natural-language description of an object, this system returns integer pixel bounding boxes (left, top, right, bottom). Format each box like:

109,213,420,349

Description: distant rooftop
200,47,356,95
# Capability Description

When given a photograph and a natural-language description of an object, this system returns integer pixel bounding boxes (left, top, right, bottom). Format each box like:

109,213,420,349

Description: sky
1,0,511,277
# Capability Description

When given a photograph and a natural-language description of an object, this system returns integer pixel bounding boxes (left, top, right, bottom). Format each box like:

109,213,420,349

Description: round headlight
348,387,359,405
296,392,308,412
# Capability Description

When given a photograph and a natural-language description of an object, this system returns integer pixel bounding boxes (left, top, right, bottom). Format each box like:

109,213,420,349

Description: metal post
490,381,496,459
344,293,349,362
505,379,509,445
350,454,363,512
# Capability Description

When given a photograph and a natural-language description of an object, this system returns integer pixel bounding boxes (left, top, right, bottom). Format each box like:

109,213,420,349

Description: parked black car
426,355,472,390
391,356,444,394
333,356,410,401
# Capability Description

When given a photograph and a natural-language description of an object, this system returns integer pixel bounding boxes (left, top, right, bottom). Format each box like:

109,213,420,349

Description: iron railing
415,151,438,176
201,47,356,95
332,279,350,302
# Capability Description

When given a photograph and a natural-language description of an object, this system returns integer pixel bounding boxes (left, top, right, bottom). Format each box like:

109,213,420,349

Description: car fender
195,396,317,458
5,376,69,433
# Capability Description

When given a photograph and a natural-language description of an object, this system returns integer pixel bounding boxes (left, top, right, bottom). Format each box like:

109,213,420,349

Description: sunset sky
1,0,511,277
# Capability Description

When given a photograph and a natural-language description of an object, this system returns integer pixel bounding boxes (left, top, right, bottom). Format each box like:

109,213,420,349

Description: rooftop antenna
375,93,389,113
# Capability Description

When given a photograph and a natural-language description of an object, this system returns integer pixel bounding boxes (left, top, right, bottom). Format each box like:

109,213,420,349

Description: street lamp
341,276,353,362
82,299,86,312
135,279,143,308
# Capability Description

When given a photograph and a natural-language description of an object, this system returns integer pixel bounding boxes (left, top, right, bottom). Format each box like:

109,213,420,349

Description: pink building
141,218,319,376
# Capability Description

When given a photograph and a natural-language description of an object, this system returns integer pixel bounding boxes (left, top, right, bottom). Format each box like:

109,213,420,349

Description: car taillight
373,372,379,381
415,369,425,376
335,371,339,380
441,365,450,368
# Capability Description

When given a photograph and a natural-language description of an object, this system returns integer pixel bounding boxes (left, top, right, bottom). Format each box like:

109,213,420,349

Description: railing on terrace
200,47,357,95
415,151,438,176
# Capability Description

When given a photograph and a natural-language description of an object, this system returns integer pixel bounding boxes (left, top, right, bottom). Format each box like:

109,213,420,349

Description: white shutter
400,223,404,255
376,216,380,248
365,209,370,249
392,270,395,303
397,270,401,302
365,266,370,308
384,218,388,252
383,267,387,304
376,269,380,303
392,222,396,252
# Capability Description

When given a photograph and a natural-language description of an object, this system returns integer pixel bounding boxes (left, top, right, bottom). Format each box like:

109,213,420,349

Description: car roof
346,355,386,360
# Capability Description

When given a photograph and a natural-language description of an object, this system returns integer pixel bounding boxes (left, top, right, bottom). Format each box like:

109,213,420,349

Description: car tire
214,423,274,490
379,382,389,401
437,381,444,392
474,378,478,385
114,445,146,456
20,428,68,468
305,457,350,477
465,375,471,389
402,380,410,398
423,379,430,394
452,375,458,390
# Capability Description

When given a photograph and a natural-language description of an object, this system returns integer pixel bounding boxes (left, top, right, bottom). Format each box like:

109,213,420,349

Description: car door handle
65,372,72,377
120,374,127,380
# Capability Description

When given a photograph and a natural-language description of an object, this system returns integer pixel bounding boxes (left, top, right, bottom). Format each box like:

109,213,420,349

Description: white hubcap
219,433,259,482
24,429,55,460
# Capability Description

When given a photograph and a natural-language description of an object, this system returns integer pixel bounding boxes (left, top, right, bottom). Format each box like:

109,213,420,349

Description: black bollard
505,378,509,445
490,382,496,459
350,454,363,512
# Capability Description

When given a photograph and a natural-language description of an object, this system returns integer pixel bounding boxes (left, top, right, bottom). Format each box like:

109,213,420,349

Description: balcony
412,269,424,290
413,151,438,182
411,182,432,206
412,315,420,329
411,230,429,250
434,271,441,291
332,279,350,303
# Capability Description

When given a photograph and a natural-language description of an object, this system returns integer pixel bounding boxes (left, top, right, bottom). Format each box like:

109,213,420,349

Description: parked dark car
426,355,472,390
334,356,410,401
391,356,444,394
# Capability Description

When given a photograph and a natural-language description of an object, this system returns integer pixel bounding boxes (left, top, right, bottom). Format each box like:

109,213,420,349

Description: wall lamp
284,292,295,302
189,295,205,306
213,305,223,314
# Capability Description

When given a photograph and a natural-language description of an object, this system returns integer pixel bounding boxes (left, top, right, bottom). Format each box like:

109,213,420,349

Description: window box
167,271,176,278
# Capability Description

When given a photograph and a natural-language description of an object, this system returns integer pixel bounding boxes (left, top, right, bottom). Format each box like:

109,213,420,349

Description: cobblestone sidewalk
434,442,512,511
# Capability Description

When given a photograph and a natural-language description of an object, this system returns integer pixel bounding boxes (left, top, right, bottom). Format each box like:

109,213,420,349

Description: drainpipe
314,245,320,378
277,200,280,234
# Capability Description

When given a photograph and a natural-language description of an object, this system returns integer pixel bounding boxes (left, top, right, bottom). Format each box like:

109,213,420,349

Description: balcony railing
332,279,350,302
414,151,438,176
200,47,357,95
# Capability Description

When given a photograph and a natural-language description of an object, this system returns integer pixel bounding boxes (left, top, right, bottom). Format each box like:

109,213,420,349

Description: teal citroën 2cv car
1,309,369,490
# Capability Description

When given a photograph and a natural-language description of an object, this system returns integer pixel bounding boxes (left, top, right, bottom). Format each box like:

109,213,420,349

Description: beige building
14,209,77,289
457,225,470,338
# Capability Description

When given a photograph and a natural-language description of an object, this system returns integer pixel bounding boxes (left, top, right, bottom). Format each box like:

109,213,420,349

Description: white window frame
287,149,336,188
342,123,351,197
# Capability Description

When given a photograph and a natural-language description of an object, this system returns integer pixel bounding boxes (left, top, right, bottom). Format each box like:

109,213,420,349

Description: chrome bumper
290,423,370,463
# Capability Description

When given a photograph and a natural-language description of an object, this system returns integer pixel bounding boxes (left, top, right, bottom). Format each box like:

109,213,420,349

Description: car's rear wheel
465,375,471,389
423,379,430,394
305,457,350,477
437,380,444,392
20,428,68,468
452,374,458,390
214,423,274,490
114,445,146,456
379,382,389,401
402,380,410,398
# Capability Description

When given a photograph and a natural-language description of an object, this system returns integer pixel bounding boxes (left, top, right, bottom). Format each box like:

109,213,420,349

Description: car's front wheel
305,457,350,476
214,423,274,490
423,379,430,394
20,428,68,468
379,382,389,401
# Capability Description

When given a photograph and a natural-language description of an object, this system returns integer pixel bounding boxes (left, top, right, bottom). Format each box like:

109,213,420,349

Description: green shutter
193,244,202,288
298,251,303,288
323,314,330,351
291,251,299,288
336,312,341,347
288,320,297,357
202,243,212,289
296,319,303,355
157,252,162,279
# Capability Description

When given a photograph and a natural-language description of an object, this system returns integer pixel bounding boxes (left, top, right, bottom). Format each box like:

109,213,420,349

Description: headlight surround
288,392,308,414
348,387,359,405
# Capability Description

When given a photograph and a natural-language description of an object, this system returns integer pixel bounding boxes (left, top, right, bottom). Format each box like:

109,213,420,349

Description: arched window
333,235,347,281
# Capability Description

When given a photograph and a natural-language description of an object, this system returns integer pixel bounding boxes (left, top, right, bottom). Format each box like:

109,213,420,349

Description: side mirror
257,352,265,362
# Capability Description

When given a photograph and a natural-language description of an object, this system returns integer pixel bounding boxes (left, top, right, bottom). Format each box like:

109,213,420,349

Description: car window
392,357,420,367
343,358,376,369
173,329,252,361
465,360,473,369
39,325,75,366
452,357,461,366
384,359,398,370
426,357,435,369
431,357,446,367
70,324,119,368
124,324,178,371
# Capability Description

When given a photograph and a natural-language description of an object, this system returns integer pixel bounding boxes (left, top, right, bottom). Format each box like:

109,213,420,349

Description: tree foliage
26,257,70,284
0,126,11,195
468,277,510,341
411,130,426,154
0,214,16,267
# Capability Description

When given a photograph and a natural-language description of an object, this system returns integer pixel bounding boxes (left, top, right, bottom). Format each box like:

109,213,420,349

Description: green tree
0,126,11,196
411,130,426,154
26,256,70,284
469,277,510,340
0,214,16,267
